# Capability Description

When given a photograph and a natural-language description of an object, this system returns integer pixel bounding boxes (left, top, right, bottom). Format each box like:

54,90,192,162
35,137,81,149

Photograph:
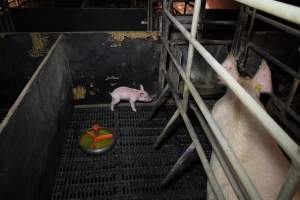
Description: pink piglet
110,85,152,112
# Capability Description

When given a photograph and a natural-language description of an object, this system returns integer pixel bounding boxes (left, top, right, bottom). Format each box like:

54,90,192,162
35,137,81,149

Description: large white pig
208,55,300,199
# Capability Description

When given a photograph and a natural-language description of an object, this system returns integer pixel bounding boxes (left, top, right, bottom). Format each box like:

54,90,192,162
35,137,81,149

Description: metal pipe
240,8,256,69
162,38,262,199
158,0,171,91
153,108,180,149
248,11,300,39
231,5,247,57
182,0,202,111
233,0,300,26
277,165,300,200
270,94,300,125
239,8,256,69
170,39,232,45
164,8,300,167
163,68,225,200
286,66,300,106
162,143,198,186
248,42,300,80
148,84,170,120
287,78,300,107
190,104,247,199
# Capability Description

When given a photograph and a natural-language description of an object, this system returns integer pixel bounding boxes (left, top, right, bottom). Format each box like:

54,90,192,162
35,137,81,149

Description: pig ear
140,84,144,91
222,54,239,80
252,59,272,93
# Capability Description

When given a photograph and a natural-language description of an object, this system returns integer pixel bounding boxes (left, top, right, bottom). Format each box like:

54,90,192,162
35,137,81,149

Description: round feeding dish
79,124,116,154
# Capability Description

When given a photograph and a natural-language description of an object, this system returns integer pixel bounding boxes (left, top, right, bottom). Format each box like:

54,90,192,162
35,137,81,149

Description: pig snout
139,96,152,102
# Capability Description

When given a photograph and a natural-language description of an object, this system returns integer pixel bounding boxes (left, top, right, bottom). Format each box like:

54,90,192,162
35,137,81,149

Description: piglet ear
252,59,272,93
140,84,144,91
221,54,239,80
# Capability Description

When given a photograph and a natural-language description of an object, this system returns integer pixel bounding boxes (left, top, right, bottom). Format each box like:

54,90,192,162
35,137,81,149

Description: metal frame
150,0,300,199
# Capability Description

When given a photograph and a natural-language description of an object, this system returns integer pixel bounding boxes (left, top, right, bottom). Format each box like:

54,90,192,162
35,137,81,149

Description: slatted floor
51,105,211,200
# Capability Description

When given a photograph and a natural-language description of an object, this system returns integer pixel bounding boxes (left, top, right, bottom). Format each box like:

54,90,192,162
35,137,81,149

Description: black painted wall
62,32,161,104
0,38,73,200
0,33,58,121
11,8,147,32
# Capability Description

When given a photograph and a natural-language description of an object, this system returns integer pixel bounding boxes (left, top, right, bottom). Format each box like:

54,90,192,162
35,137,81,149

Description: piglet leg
130,100,137,112
111,96,120,111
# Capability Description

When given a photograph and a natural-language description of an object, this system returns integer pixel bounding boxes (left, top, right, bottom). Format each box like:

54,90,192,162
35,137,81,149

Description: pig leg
111,96,120,111
129,100,137,112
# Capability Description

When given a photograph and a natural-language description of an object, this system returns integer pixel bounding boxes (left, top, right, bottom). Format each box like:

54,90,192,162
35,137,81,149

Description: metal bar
182,0,202,111
162,143,198,186
148,84,170,120
270,94,300,125
247,11,300,39
190,104,247,199
7,9,15,32
162,38,261,199
153,108,180,149
233,0,300,26
203,20,236,25
164,8,300,167
147,0,151,30
248,42,300,80
158,0,171,91
287,79,300,106
170,39,232,45
149,0,153,31
240,8,256,69
277,165,300,200
286,66,300,106
231,5,247,57
163,68,225,200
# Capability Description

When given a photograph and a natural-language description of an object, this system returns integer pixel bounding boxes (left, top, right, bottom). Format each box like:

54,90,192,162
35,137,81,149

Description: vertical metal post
240,7,256,69
231,5,247,57
182,0,202,111
277,165,300,199
147,0,153,31
158,0,171,92
286,55,300,106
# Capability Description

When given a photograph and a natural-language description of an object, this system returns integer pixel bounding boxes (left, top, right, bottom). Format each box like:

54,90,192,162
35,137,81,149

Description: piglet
110,85,152,112
207,55,300,199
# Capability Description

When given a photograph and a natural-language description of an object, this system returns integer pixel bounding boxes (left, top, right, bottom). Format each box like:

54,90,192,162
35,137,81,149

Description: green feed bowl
79,127,116,155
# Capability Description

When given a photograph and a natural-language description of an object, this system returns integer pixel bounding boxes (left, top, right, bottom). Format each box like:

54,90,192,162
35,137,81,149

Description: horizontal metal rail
246,10,300,39
233,0,300,25
162,38,261,199
164,7,300,168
